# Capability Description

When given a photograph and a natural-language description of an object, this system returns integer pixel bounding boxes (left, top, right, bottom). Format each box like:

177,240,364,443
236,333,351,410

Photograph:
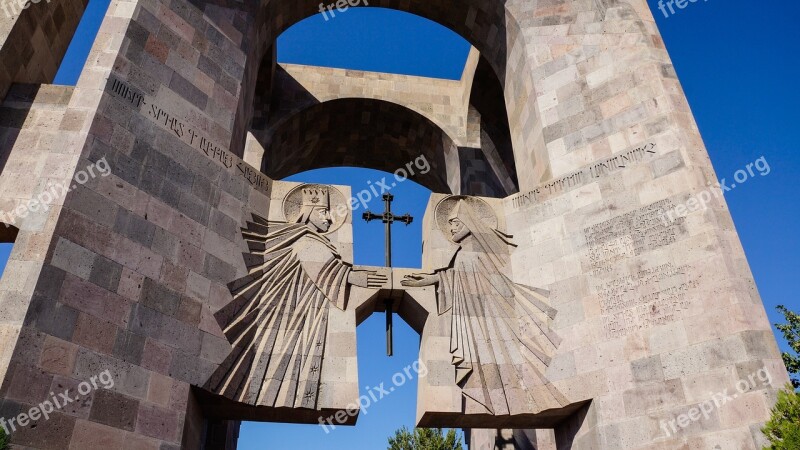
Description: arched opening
245,7,524,198
262,98,458,194
52,0,113,86
0,223,19,390
192,7,530,446
276,7,471,80
199,165,470,448
0,0,110,179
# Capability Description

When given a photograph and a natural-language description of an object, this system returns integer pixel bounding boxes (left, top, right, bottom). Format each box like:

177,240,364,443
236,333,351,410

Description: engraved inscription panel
582,200,695,338
595,263,698,339
584,199,684,275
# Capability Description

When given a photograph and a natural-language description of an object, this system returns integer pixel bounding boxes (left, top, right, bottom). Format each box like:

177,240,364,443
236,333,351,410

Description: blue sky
8,0,793,448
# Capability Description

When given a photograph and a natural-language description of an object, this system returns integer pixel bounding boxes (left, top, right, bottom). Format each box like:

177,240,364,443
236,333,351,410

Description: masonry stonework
0,0,789,449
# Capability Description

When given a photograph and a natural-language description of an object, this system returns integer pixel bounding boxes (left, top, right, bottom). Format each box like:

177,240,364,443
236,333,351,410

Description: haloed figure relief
206,184,387,409
402,196,567,415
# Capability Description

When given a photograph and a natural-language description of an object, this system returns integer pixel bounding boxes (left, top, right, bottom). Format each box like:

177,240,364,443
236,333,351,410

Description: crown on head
302,187,330,208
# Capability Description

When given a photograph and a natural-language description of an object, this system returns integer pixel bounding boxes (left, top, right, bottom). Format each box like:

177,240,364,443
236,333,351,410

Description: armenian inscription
595,263,698,339
509,143,657,209
108,77,270,193
584,199,684,275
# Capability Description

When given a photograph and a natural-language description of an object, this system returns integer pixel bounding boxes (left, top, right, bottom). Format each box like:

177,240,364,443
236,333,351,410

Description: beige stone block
718,391,771,429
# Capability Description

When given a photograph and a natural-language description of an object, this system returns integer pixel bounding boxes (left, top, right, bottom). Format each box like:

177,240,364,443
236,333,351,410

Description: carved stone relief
403,196,568,416
205,184,386,409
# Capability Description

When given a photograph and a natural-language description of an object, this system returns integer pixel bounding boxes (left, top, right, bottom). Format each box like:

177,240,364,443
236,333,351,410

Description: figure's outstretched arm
348,269,389,289
401,273,439,288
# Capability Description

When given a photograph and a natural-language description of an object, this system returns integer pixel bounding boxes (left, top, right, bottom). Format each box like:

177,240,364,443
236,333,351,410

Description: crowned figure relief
206,184,386,409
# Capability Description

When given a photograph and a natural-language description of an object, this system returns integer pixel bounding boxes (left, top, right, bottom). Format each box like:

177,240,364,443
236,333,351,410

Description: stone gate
0,0,789,448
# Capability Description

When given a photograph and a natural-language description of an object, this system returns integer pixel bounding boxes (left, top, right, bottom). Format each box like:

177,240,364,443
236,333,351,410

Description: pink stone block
141,338,173,375
124,432,162,450
169,380,190,412
147,372,173,408
118,267,145,302
160,260,188,294
72,313,118,355
39,335,79,377
60,273,131,327
6,364,53,405
69,419,125,450
136,402,180,443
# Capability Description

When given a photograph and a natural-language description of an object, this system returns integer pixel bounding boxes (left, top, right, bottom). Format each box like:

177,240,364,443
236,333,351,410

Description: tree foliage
0,426,8,450
762,384,800,449
776,305,800,388
763,306,800,449
388,426,463,450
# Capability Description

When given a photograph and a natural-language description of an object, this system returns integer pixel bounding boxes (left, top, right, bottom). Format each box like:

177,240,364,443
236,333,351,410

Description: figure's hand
348,270,389,289
366,271,389,288
401,273,438,288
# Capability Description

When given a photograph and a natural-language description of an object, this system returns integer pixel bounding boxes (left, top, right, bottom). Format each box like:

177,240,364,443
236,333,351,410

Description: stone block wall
0,83,78,387
0,1,269,446
0,0,789,449
0,0,89,99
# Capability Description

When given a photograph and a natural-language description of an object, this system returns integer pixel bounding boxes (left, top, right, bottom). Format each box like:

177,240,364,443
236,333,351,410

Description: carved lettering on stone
584,199,684,275
583,200,695,338
106,76,270,194
508,143,657,209
594,263,699,339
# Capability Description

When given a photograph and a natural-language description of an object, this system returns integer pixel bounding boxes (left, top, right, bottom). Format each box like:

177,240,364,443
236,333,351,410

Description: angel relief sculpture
205,184,387,410
402,196,567,415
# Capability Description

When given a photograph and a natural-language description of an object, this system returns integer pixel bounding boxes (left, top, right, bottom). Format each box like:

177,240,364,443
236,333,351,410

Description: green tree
776,305,800,388
762,306,800,449
388,426,463,450
762,384,800,450
0,426,8,450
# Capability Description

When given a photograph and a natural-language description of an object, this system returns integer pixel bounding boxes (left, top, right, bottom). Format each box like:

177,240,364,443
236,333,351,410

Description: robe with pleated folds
205,217,351,409
435,204,567,415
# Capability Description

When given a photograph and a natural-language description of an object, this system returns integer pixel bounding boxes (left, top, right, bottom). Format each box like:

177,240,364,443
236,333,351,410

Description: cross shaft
362,193,413,356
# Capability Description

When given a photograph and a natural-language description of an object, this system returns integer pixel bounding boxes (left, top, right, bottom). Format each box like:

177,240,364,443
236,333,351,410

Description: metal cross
362,193,413,356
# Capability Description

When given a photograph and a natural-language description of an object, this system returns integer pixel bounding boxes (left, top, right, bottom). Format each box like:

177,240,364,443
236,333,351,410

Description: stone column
0,0,89,99
498,1,790,448
0,0,263,447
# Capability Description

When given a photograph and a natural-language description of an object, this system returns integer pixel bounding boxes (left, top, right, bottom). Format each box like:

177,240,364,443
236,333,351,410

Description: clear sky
5,0,793,448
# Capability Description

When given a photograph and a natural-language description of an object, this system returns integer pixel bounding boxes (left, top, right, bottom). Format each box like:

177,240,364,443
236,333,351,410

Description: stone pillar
466,428,557,450
0,0,263,447
497,0,790,447
0,0,89,99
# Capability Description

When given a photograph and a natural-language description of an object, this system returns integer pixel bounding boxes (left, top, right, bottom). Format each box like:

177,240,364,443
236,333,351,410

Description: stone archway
230,1,546,190
257,98,460,195
0,0,788,449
